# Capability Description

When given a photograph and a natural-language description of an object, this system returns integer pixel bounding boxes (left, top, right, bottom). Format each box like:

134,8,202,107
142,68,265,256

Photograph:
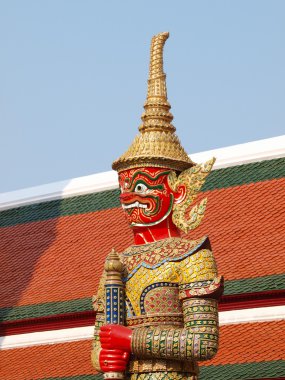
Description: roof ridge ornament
112,32,195,173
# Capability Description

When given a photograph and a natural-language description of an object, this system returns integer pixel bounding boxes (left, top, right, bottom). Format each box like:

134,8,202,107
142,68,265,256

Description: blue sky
1,1,284,192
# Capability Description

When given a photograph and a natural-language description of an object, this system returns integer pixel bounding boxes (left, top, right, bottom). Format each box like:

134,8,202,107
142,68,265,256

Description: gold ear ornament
168,157,216,233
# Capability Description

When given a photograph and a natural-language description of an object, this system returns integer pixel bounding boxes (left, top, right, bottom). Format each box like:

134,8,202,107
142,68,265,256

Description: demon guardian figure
91,32,223,380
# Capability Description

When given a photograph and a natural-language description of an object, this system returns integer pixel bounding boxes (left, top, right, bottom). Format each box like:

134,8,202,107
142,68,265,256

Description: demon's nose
120,192,134,203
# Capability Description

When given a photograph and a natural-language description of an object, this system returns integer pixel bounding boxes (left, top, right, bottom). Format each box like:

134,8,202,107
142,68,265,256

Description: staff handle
104,249,125,380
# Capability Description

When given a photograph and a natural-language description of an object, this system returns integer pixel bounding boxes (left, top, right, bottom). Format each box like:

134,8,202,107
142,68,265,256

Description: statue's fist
99,324,132,352
99,349,130,372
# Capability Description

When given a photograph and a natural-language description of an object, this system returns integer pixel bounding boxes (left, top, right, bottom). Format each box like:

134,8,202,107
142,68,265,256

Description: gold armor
92,237,223,380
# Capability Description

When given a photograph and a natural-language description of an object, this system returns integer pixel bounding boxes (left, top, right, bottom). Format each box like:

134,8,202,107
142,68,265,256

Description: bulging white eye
134,183,147,193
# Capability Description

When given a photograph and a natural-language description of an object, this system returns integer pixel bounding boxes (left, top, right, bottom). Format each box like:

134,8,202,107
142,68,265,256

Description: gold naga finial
112,32,194,173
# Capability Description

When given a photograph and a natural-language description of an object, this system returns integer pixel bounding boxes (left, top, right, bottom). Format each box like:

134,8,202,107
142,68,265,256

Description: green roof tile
225,273,285,295
200,360,285,380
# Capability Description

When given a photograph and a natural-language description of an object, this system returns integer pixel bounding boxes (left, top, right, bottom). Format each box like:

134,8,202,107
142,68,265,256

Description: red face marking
118,167,174,227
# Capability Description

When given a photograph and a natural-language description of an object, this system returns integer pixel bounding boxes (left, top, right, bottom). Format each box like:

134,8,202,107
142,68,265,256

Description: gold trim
168,158,216,233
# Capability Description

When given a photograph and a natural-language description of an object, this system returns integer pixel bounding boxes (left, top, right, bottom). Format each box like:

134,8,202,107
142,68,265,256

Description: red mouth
120,193,151,211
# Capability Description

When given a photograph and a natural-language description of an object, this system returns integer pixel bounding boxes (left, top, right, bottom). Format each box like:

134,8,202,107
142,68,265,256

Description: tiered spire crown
112,32,194,172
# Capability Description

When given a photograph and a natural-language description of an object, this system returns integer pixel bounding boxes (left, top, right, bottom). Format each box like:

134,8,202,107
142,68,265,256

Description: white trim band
0,135,284,211
0,325,93,350
220,305,285,325
1,305,285,350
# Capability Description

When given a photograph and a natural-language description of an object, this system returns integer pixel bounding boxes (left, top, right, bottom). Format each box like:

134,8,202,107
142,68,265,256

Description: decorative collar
122,236,208,280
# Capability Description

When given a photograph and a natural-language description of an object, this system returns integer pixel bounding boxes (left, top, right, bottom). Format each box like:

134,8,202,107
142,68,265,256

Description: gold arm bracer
131,296,219,362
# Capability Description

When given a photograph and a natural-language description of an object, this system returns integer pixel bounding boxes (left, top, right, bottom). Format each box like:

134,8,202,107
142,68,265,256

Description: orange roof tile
0,340,95,380
188,178,285,281
0,179,284,309
205,320,285,366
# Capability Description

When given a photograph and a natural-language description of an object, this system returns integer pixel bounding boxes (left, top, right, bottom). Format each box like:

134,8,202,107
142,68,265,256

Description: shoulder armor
179,276,224,301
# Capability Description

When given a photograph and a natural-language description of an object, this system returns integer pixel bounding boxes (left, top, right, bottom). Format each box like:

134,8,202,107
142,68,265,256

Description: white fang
122,202,147,209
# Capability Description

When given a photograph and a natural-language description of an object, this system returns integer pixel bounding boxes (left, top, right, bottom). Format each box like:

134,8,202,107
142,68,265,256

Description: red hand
99,349,130,372
99,324,132,352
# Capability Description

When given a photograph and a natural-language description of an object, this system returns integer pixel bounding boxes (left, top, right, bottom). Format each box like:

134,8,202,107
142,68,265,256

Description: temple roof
0,135,285,380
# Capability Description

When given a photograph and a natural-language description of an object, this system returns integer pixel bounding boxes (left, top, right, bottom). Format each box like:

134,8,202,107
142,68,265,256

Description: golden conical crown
112,32,194,172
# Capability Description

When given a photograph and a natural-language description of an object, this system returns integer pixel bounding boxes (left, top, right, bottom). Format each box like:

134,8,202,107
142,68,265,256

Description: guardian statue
91,32,223,380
